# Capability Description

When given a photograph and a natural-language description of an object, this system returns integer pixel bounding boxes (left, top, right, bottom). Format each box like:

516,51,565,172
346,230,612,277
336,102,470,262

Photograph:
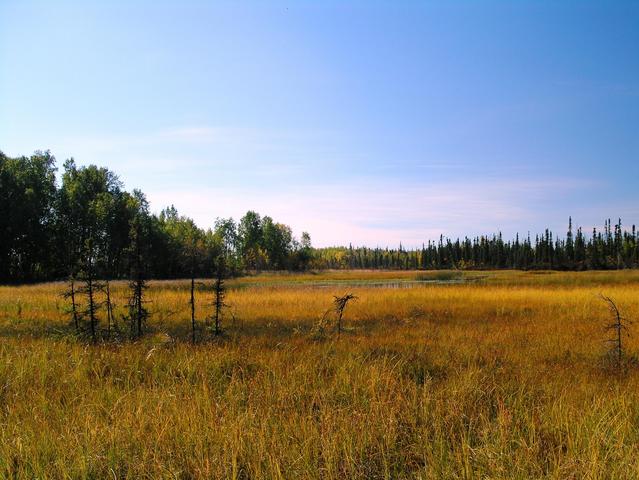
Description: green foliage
2,149,638,282
0,151,313,283
314,219,639,271
0,150,57,280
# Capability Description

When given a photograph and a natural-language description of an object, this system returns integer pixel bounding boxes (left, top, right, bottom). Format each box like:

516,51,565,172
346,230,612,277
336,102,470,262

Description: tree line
313,218,639,271
1,150,638,283
0,150,312,283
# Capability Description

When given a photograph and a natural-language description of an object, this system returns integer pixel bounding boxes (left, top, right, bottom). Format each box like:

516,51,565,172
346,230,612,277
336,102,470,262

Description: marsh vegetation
0,270,638,478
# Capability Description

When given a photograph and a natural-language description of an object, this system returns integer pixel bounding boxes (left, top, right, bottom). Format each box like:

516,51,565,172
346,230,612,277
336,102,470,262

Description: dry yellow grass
0,270,638,478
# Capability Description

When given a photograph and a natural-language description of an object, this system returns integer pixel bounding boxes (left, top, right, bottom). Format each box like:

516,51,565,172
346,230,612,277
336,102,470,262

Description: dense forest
0,150,312,283
1,150,638,282
316,218,639,271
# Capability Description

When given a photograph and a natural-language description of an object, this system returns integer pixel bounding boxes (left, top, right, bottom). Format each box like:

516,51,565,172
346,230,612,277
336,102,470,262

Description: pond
232,276,487,289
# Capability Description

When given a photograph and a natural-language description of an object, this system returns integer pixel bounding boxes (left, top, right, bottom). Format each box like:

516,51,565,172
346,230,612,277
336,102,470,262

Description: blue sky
1,0,638,247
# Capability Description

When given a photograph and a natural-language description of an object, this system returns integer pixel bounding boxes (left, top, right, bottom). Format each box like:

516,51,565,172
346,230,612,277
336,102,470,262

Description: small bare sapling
601,294,632,371
326,293,358,336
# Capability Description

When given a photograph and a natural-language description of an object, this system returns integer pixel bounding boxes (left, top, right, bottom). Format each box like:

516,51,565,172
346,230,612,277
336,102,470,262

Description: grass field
1,270,638,479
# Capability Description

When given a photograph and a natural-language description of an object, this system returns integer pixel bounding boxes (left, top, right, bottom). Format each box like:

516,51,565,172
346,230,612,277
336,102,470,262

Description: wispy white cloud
7,125,610,248
14,125,329,186
146,177,596,248
43,125,288,154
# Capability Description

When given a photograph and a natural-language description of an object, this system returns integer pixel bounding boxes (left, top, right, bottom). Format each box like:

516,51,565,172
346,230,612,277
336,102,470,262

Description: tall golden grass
0,270,638,478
